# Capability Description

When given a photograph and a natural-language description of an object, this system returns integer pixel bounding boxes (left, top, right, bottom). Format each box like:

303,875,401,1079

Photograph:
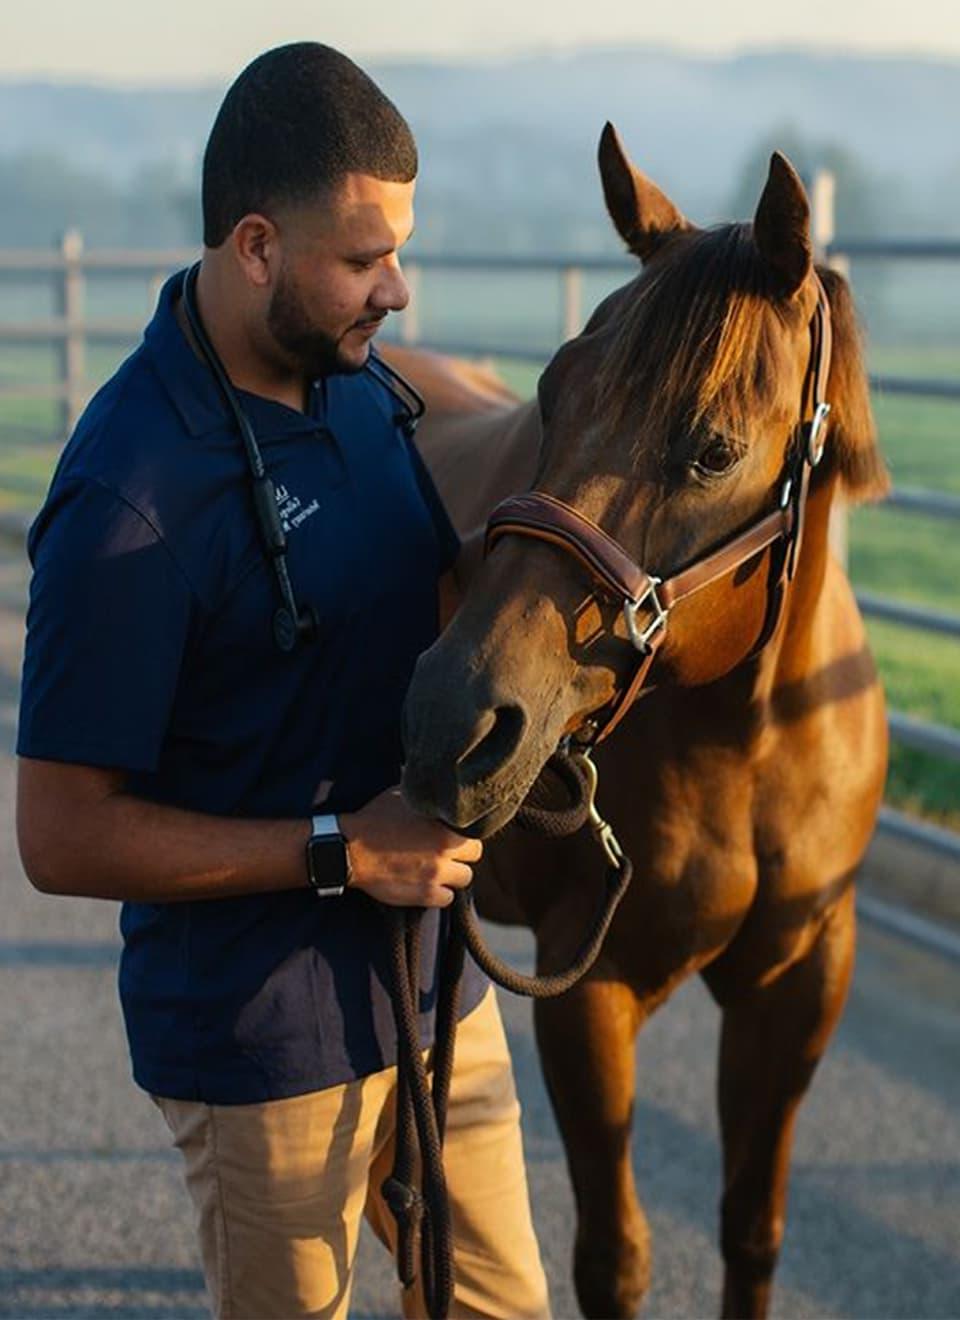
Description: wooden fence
0,197,958,861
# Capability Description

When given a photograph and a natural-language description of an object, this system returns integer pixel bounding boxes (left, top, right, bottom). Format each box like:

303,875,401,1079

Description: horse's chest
607,800,760,990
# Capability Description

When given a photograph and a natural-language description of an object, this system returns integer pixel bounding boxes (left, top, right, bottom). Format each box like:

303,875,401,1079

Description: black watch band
305,812,351,898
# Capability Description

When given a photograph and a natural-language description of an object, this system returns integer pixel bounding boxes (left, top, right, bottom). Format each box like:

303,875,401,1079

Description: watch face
307,834,349,894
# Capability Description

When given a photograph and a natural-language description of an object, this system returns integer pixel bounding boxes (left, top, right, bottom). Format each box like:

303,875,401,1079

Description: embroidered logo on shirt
274,483,320,535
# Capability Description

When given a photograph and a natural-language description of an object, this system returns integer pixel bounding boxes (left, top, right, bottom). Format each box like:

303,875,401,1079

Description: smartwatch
305,813,352,898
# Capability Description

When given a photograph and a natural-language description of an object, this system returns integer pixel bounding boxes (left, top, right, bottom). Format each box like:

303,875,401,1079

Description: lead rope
382,748,632,1317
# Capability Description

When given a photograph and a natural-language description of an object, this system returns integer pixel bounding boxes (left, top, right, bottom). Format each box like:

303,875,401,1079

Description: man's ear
230,213,279,288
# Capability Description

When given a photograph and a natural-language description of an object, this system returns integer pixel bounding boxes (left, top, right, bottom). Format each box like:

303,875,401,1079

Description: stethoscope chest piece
273,608,299,654
273,604,320,653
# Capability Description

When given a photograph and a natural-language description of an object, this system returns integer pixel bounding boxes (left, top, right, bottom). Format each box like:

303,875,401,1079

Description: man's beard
267,267,369,378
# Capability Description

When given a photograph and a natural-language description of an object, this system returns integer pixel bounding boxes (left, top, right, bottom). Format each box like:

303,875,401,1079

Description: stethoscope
180,262,425,652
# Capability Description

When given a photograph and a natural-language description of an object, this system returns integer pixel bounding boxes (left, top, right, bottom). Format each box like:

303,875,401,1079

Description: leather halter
484,277,834,746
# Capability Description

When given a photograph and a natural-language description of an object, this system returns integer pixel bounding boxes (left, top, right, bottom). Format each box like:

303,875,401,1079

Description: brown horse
394,126,889,1318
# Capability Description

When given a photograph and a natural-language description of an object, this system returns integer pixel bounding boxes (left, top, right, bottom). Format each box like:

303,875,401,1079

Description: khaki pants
154,988,549,1319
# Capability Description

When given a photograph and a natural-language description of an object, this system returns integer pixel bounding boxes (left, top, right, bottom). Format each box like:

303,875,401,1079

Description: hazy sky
4,0,960,83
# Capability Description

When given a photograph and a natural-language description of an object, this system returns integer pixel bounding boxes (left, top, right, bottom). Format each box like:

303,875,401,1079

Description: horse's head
402,125,886,835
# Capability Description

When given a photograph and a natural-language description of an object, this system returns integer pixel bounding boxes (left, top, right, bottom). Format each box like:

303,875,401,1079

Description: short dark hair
201,43,417,247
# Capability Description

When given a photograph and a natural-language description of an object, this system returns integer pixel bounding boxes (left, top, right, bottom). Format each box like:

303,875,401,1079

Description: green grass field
1,330,957,827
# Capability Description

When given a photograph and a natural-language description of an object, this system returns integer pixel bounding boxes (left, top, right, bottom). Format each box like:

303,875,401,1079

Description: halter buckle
806,402,831,467
623,576,668,653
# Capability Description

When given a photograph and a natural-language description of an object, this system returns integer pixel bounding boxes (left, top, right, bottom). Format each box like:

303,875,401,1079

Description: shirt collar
144,270,326,441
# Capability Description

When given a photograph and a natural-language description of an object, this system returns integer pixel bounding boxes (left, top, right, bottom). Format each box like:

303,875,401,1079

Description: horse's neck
415,399,541,541
750,475,840,697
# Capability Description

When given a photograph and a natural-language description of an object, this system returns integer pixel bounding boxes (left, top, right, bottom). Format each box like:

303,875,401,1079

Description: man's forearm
18,759,310,902
18,761,482,910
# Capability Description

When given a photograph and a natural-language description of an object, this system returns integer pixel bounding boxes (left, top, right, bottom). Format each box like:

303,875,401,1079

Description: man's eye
350,260,375,272
692,437,740,477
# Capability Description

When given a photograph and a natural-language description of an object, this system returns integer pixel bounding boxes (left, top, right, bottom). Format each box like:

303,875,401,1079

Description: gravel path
2,538,958,1320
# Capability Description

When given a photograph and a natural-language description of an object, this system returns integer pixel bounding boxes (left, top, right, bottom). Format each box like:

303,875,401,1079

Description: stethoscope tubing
178,263,426,652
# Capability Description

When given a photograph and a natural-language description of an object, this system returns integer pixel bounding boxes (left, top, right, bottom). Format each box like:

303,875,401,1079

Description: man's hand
338,787,482,908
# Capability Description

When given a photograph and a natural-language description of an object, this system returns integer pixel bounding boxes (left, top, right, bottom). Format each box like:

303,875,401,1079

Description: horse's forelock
592,226,854,470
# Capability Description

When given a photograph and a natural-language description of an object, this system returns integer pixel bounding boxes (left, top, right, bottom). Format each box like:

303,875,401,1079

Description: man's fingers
425,863,474,907
344,785,482,908
440,860,475,890
438,830,483,862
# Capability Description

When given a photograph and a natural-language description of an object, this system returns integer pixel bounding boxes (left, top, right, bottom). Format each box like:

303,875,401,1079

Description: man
16,42,548,1320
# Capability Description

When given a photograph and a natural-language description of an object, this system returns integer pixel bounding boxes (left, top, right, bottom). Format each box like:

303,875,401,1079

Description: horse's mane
815,265,888,499
594,224,887,501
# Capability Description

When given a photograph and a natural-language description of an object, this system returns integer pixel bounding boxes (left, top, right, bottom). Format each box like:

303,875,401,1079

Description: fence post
561,265,582,342
401,261,421,345
810,171,849,568
56,229,85,436
812,169,851,280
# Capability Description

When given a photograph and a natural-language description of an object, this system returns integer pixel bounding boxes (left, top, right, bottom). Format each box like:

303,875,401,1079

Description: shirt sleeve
17,478,195,773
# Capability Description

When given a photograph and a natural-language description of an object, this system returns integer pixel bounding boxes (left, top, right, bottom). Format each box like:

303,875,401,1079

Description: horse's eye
692,437,740,477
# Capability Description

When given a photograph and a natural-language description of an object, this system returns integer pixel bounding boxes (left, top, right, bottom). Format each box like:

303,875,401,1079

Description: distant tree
0,151,197,248
931,158,960,239
124,158,201,246
0,151,123,246
726,124,884,238
171,182,202,245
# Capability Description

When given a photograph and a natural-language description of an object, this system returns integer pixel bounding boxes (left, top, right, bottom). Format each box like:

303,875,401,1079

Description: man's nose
372,262,410,314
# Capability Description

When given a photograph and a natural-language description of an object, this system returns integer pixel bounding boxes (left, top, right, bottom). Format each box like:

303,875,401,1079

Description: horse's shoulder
417,400,541,536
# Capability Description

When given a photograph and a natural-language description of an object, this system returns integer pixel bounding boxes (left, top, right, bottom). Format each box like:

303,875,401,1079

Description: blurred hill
1,47,958,250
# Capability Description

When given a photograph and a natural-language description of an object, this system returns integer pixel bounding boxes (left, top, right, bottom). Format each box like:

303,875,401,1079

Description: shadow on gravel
840,936,960,1101
0,1266,206,1319
0,1148,176,1164
505,999,960,1320
627,1094,960,1319
0,942,119,967
0,1265,396,1319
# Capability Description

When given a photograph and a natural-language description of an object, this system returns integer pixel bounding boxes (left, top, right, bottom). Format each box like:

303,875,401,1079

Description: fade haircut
202,43,418,247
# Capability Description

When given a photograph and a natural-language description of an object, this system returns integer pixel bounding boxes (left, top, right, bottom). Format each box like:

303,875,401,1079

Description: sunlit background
2,0,958,828
1,7,959,1318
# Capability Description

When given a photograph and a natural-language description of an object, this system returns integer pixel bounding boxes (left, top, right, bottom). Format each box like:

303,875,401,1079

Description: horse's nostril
456,704,526,787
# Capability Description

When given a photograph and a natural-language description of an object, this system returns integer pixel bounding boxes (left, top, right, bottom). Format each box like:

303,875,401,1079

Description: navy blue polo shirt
18,271,487,1103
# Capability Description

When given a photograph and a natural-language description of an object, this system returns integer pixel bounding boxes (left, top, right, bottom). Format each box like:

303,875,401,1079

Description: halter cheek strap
484,279,833,745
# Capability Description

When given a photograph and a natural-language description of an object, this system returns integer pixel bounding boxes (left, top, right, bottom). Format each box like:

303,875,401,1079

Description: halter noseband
484,277,834,746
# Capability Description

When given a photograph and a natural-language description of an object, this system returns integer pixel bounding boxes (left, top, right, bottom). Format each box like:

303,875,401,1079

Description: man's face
267,172,415,377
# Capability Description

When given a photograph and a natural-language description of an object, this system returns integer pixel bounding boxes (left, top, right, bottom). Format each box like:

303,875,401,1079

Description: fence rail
884,487,960,519
825,238,960,261
0,220,958,858
2,235,959,418
886,712,960,764
857,592,960,641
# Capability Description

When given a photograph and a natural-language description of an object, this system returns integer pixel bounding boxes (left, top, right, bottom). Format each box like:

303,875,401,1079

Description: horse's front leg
535,974,649,1318
702,887,856,1320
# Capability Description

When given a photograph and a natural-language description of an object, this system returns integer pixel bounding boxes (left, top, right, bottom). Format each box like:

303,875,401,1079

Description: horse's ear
753,152,813,297
818,266,889,502
598,122,691,260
